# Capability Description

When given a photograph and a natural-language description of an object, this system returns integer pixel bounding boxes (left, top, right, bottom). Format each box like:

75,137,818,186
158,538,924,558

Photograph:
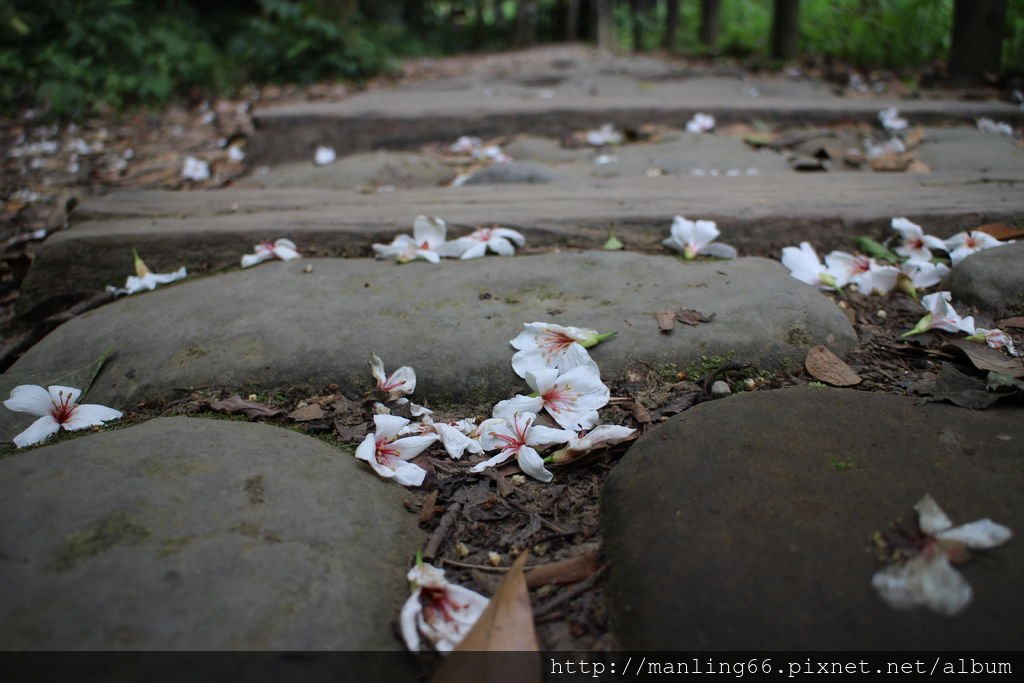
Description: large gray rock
462,161,568,185
916,127,1024,176
595,135,791,178
946,241,1024,314
0,418,421,654
602,386,1024,650
252,150,454,190
2,253,854,442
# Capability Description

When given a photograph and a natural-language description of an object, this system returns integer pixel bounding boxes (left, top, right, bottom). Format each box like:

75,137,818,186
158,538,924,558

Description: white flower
510,322,613,379
181,156,210,181
944,230,1011,266
550,424,637,464
977,118,1014,136
240,238,300,268
781,242,841,289
473,145,511,163
685,112,716,133
878,107,908,132
824,251,899,295
372,216,448,264
446,226,526,260
899,259,950,290
400,563,488,653
4,385,122,448
891,218,947,262
585,124,623,147
470,412,574,483
227,146,245,162
967,328,1019,357
355,414,436,486
449,135,483,153
662,216,737,260
314,145,336,165
369,353,416,401
594,154,618,165
106,249,187,296
872,494,1012,616
865,137,906,160
903,291,975,337
401,415,483,460
493,366,609,431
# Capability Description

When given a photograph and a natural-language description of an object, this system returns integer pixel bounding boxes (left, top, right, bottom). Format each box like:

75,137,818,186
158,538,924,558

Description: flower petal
241,252,268,268
487,236,516,256
493,228,526,246
517,445,553,483
48,386,82,406
435,423,483,459
413,215,447,248
4,384,53,417
63,403,122,431
527,424,575,448
700,242,738,259
374,414,410,440
491,395,544,422
937,519,1013,549
390,434,438,461
469,450,513,473
915,494,954,535
478,418,516,451
872,553,973,616
390,459,428,486
12,415,61,448
400,590,424,652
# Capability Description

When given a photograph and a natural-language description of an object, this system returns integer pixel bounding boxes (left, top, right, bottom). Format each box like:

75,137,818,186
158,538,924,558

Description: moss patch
53,511,151,571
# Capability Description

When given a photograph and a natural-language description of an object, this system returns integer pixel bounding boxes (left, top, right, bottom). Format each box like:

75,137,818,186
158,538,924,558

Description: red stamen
50,390,76,424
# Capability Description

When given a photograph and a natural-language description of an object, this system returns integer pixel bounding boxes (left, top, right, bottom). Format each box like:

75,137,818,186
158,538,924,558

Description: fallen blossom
106,248,187,296
944,230,1011,266
474,145,511,163
372,215,448,264
471,412,574,482
685,112,715,133
227,146,245,162
902,291,975,337
181,156,210,181
369,353,416,400
446,226,526,259
878,107,908,132
401,415,483,459
662,216,737,260
549,424,636,464
355,414,436,486
314,145,336,165
510,322,613,379
450,135,483,153
967,328,1019,356
4,385,122,448
781,242,842,290
898,259,950,297
865,137,906,160
824,251,899,295
492,366,609,431
976,118,1014,136
891,217,947,262
585,123,623,147
872,494,1012,616
240,238,300,268
400,562,489,653
594,154,618,165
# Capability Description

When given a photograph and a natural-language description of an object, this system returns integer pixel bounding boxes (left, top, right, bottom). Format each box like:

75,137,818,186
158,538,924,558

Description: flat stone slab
602,386,1024,650
20,172,1024,316
251,150,455,190
0,417,420,656
946,241,1024,314
2,253,854,437
916,128,1024,177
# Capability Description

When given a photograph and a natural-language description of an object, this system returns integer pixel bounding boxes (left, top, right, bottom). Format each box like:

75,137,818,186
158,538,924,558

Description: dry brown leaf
675,309,715,326
904,125,926,148
525,553,600,589
287,403,325,422
655,311,677,333
975,223,1024,241
805,346,862,386
997,316,1024,329
943,339,1024,378
906,159,931,174
869,153,913,172
209,395,283,420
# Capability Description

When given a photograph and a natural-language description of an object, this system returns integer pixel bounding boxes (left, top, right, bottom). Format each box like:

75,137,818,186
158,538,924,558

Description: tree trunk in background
492,0,506,29
474,0,487,46
663,0,680,51
949,0,1007,81
578,0,594,41
770,0,800,60
596,0,615,50
566,0,581,41
515,0,539,46
631,0,644,51
699,0,720,49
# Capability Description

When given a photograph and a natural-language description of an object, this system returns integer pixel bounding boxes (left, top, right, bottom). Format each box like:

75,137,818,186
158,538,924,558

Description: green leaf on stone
43,347,116,397
603,230,623,251
855,236,901,264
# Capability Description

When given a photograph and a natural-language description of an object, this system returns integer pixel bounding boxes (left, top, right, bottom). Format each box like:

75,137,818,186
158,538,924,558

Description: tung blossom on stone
902,291,975,337
878,107,908,132
313,145,336,165
781,242,842,290
106,249,187,296
471,412,574,483
369,353,416,401
510,322,613,379
824,251,900,295
4,385,122,448
450,135,483,153
446,226,526,260
872,494,1012,616
662,216,737,260
355,414,436,487
685,112,715,133
891,217,947,262
181,156,210,181
944,230,1011,266
549,424,637,464
240,238,301,268
400,562,488,653
372,215,449,264
977,118,1014,136
492,366,610,431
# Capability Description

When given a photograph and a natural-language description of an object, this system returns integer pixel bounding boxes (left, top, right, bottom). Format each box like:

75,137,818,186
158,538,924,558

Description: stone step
21,172,1024,316
1,253,854,443
602,385,1024,650
0,417,419,660
249,74,1023,164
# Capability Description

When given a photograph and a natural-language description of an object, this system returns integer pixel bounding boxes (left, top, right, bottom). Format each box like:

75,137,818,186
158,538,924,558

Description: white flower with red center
509,322,613,379
662,216,737,260
781,242,842,290
401,415,483,460
372,216,448,264
447,226,526,260
549,424,637,464
872,494,1012,616
369,353,416,401
106,248,187,296
944,230,1011,266
355,414,436,487
400,562,489,653
4,385,122,448
492,366,609,431
241,238,300,268
470,412,574,483
685,112,716,133
903,291,976,337
967,328,1019,357
898,259,950,291
891,218,947,262
824,251,900,295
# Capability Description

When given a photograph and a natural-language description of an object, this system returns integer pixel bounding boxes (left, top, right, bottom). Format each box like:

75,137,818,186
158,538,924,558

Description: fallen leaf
742,132,777,148
656,311,677,333
974,223,1024,241
904,125,926,148
869,153,913,172
209,395,283,420
805,346,862,386
675,309,715,326
526,552,600,589
906,159,931,174
943,339,1024,378
333,419,368,442
987,371,1024,393
929,363,1001,410
287,403,325,422
997,316,1024,329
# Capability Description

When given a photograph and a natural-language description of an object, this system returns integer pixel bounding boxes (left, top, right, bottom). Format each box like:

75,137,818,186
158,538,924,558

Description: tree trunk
949,0,1007,81
596,0,616,50
474,0,487,46
631,0,643,51
492,0,506,29
515,0,539,46
770,0,800,60
565,0,581,41
699,0,720,48
663,0,680,51
578,0,593,41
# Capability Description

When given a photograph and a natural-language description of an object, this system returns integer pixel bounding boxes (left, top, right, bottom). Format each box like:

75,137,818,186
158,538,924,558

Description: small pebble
247,393,258,401
510,474,526,486
876,309,888,319
710,380,732,398
302,264,313,274
742,378,757,392
487,551,502,567
455,542,470,558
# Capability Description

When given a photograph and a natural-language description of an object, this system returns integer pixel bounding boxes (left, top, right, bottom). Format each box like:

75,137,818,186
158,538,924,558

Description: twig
507,500,575,535
533,565,608,618
423,502,461,560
